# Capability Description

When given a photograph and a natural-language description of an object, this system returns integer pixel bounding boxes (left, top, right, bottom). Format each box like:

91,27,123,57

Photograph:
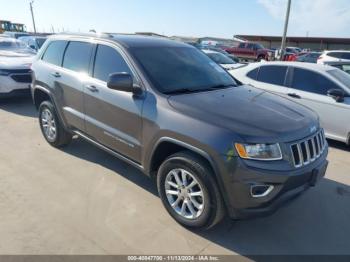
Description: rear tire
39,101,72,147
157,151,225,229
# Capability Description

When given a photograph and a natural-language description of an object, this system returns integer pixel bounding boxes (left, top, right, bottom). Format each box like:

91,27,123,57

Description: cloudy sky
2,0,350,38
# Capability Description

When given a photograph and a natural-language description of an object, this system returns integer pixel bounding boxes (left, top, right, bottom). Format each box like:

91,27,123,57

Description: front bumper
218,148,328,220
0,74,32,95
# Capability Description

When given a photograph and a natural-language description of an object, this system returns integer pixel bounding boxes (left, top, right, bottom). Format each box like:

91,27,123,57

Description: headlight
235,143,282,160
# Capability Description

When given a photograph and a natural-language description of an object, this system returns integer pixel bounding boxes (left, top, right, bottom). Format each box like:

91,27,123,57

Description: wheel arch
148,137,230,218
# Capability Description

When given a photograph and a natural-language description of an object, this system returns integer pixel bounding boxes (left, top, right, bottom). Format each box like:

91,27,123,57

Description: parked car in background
225,42,272,62
31,34,328,229
202,49,244,71
296,52,321,63
317,50,350,65
199,45,240,63
3,31,30,39
18,36,47,51
0,38,35,98
230,62,350,145
286,47,302,54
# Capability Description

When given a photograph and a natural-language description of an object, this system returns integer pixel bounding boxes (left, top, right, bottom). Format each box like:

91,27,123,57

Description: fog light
250,184,274,198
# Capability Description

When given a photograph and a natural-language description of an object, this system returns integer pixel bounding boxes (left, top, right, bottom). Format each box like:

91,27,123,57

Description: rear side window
238,43,245,48
291,68,340,95
62,41,93,73
93,45,132,82
328,52,342,59
247,68,259,80
257,66,287,86
341,53,350,59
42,41,67,66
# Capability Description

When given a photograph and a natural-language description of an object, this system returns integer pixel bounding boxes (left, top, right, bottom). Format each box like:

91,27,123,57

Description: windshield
328,69,350,90
256,43,264,50
131,46,237,94
0,38,31,51
206,52,236,65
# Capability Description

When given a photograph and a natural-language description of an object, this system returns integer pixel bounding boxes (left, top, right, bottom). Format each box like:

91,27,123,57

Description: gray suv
31,34,329,229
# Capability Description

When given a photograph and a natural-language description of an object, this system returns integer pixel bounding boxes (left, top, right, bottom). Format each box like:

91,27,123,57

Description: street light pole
280,0,292,61
30,0,37,33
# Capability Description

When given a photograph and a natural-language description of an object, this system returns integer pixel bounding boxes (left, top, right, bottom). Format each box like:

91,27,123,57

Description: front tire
39,101,72,147
157,151,225,229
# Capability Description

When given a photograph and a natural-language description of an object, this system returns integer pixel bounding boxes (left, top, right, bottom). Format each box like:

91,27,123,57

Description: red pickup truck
225,42,272,62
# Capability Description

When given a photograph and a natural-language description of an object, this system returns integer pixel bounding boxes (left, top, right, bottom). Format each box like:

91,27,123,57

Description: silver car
230,62,350,145
0,37,36,98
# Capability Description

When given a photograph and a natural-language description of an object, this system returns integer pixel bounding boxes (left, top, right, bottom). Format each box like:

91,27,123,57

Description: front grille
11,74,32,83
290,129,326,168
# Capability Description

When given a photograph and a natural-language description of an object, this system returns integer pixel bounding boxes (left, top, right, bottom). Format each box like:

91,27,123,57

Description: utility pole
280,0,291,60
30,0,37,33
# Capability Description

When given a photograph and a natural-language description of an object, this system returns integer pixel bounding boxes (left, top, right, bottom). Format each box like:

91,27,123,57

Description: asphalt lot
0,97,349,256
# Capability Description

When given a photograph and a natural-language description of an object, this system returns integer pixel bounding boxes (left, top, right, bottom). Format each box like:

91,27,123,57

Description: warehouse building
235,35,350,51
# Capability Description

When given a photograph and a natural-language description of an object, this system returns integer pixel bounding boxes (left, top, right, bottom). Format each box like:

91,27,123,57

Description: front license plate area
310,161,328,187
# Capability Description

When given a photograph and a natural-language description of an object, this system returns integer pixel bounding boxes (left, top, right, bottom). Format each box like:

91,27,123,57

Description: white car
0,38,36,98
317,50,350,65
202,49,244,71
230,61,350,145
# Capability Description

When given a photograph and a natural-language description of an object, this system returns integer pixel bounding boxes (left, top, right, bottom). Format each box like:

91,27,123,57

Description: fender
32,85,70,131
147,137,231,211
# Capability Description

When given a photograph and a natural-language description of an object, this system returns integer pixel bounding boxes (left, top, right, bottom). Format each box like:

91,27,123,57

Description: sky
2,0,350,38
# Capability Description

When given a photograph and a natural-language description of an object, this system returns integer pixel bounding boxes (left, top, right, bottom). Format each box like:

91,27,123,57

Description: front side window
62,41,93,73
93,45,132,82
42,41,67,66
328,69,350,89
131,46,237,94
291,68,340,95
257,66,287,86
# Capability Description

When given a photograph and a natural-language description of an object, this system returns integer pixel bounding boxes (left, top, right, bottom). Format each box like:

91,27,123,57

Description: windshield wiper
164,88,205,95
206,84,236,90
164,84,236,95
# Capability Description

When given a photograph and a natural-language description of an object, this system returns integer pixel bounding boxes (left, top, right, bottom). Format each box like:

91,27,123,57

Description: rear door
286,67,350,142
56,41,94,131
83,43,144,163
252,65,289,97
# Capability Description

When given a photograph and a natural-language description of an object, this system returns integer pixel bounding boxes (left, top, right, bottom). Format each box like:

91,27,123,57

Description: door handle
51,72,61,78
85,85,99,93
288,93,301,99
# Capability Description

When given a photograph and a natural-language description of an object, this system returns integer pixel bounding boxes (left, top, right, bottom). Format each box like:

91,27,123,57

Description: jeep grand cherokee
31,33,328,229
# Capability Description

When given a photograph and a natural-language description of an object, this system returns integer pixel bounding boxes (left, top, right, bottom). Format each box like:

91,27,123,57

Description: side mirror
327,89,345,102
107,73,142,95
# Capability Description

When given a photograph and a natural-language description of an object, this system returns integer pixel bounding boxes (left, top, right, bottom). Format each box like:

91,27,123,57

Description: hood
168,85,319,143
0,55,34,70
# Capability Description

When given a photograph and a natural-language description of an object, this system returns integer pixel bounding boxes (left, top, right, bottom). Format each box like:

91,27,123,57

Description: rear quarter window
328,52,343,59
247,68,259,80
41,40,68,66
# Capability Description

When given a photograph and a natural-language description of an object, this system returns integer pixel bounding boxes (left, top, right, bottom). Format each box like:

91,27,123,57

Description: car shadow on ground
61,137,350,256
0,96,37,118
327,139,349,152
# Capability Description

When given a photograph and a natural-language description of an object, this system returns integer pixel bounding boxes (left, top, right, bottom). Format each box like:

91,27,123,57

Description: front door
287,67,350,142
83,43,144,163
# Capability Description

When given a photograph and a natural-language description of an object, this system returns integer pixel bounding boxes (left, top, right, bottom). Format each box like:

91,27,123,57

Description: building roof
235,35,350,44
